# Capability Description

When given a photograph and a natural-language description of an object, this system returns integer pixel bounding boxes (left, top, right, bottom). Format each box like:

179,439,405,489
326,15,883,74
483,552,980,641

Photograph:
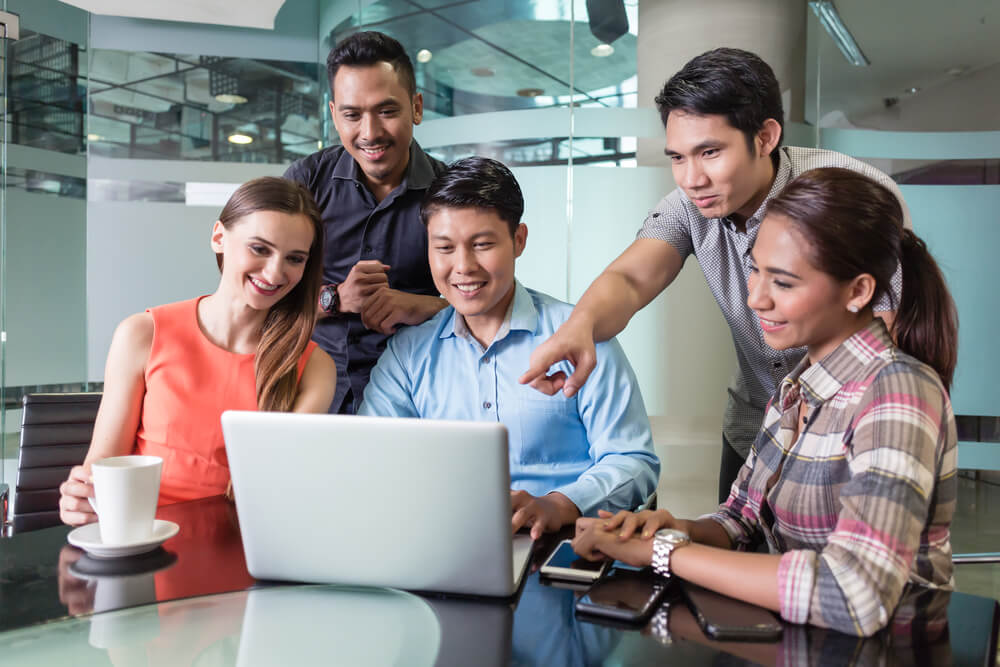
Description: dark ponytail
894,229,958,391
767,168,958,391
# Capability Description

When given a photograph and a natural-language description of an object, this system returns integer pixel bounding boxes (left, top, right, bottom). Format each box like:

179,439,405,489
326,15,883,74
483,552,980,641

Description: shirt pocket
514,393,585,465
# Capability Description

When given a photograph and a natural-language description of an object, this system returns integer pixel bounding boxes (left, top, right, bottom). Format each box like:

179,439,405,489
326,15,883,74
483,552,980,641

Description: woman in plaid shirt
572,168,958,637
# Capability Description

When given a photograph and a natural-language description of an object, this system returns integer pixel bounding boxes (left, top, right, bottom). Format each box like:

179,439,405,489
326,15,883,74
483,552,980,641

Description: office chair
10,393,101,533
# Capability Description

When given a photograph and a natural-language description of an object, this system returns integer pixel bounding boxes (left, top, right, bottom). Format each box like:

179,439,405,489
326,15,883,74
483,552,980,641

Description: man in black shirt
285,31,448,413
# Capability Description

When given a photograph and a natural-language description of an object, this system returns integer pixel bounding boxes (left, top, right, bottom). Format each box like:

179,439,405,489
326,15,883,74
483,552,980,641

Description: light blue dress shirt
358,281,660,516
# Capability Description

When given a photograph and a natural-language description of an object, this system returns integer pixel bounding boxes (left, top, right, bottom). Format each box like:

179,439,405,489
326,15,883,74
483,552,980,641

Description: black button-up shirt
284,141,448,413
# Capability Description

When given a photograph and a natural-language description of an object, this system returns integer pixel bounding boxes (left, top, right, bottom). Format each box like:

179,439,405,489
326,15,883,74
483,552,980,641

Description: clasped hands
571,509,686,568
338,260,443,334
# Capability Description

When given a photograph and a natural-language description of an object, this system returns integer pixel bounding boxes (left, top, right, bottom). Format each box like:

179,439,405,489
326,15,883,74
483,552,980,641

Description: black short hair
327,31,416,98
655,48,784,154
421,157,524,237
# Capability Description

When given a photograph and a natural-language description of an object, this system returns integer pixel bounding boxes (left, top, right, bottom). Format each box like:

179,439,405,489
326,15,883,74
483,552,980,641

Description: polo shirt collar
330,140,434,191
442,280,537,344
778,318,894,409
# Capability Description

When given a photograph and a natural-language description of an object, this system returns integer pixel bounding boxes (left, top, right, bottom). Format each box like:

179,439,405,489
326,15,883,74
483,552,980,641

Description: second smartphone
575,567,668,624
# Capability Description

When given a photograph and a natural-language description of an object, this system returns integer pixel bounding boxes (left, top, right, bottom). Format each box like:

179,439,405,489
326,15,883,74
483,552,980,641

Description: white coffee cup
90,455,163,545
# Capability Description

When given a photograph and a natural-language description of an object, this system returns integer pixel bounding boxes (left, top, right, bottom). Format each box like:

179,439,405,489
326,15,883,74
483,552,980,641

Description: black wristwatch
319,283,340,315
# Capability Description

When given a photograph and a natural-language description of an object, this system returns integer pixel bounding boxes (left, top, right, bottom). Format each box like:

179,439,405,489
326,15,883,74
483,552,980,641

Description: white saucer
67,520,180,559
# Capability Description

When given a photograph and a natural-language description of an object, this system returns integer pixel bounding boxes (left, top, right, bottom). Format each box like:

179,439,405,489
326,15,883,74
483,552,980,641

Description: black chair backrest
12,393,102,533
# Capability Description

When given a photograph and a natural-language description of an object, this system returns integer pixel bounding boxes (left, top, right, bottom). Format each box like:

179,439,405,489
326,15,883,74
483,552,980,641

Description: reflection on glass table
1,495,997,666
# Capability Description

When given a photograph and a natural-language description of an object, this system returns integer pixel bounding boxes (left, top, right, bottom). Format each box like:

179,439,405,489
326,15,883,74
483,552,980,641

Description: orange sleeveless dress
134,297,317,505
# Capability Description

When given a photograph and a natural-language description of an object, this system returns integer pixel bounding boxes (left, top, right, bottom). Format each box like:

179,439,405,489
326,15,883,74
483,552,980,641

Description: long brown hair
766,168,958,391
215,177,324,411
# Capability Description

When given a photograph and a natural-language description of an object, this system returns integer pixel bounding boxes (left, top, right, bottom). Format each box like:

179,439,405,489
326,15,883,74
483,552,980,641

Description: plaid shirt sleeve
704,416,776,548
776,361,955,637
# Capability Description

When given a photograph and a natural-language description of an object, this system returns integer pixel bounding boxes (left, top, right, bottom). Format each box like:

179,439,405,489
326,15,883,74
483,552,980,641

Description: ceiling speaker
586,0,629,45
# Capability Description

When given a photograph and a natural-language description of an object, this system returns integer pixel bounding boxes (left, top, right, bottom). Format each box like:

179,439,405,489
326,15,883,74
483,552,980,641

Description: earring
847,304,859,313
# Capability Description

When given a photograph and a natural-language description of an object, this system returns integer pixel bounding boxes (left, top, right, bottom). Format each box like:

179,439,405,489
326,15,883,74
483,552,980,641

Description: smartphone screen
540,540,608,582
680,581,782,641
575,568,667,623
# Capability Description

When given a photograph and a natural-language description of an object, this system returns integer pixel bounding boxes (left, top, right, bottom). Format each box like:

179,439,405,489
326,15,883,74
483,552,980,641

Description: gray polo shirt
638,146,909,458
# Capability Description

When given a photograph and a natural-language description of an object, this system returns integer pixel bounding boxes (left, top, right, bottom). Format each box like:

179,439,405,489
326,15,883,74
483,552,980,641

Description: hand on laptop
511,490,581,540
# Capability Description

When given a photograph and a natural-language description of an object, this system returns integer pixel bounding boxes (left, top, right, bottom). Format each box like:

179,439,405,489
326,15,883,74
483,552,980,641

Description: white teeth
251,277,279,291
456,283,485,293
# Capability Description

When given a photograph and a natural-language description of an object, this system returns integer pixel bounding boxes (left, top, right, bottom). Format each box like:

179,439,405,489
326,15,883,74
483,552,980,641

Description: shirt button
773,361,782,368
481,357,490,364
483,401,492,409
364,245,373,253
651,212,660,218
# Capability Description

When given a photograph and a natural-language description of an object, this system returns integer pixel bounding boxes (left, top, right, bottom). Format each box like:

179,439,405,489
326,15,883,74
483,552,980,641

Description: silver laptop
221,411,534,597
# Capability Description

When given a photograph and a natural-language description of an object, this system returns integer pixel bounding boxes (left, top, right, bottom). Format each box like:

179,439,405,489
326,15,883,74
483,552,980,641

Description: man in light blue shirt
359,157,659,539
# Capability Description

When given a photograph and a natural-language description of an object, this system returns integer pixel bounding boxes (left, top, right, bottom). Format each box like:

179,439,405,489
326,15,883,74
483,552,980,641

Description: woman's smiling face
748,213,865,363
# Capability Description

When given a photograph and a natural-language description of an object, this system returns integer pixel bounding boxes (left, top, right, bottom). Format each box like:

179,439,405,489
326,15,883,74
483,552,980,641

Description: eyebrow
430,231,497,242
337,98,401,112
763,266,802,280
664,140,723,157
249,236,309,255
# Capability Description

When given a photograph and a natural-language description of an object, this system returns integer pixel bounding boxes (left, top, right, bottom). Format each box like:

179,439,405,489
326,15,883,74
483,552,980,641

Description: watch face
656,529,690,544
320,287,335,311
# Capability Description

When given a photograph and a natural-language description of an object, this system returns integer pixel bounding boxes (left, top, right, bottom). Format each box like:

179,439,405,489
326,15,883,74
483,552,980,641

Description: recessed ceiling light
516,88,544,97
946,66,966,77
86,133,103,142
416,49,432,63
227,133,254,145
215,93,248,104
591,44,614,57
905,86,920,94
471,67,495,78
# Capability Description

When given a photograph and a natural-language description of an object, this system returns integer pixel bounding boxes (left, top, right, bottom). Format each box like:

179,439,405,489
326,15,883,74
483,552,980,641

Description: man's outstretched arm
520,238,684,397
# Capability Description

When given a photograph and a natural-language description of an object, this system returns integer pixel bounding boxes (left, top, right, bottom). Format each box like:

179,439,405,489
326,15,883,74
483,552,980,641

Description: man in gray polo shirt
520,48,908,502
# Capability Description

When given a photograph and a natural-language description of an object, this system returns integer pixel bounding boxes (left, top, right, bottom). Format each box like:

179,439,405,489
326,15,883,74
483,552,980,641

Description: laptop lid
222,411,529,597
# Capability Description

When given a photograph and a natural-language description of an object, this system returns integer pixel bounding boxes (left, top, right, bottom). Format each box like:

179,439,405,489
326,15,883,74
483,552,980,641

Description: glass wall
1,0,91,502
323,0,639,166
807,0,1000,456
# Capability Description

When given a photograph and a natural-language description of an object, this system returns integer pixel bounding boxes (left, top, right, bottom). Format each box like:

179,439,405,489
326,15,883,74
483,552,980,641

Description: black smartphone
539,540,610,583
575,567,667,623
680,580,783,642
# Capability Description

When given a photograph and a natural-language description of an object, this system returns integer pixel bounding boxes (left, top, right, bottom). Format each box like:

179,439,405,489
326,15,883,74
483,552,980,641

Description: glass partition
809,0,1000,438
1,0,92,519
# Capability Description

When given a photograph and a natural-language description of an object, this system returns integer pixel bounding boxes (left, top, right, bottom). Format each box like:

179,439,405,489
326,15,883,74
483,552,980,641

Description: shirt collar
723,148,791,235
442,281,537,346
330,140,435,191
778,318,894,409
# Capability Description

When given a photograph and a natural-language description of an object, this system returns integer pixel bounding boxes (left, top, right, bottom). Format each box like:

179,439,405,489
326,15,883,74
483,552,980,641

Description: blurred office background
0,0,997,591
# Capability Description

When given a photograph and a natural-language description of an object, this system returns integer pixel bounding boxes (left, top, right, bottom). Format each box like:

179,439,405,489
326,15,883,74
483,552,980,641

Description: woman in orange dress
59,177,336,522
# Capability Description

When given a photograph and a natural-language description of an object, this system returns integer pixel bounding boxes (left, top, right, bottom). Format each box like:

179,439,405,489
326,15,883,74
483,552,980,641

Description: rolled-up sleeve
705,439,765,549
775,364,950,637
553,337,660,516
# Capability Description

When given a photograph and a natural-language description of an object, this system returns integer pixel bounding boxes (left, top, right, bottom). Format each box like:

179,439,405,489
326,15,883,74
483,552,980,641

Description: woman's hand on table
58,465,98,526
598,508,686,541
571,515,654,568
